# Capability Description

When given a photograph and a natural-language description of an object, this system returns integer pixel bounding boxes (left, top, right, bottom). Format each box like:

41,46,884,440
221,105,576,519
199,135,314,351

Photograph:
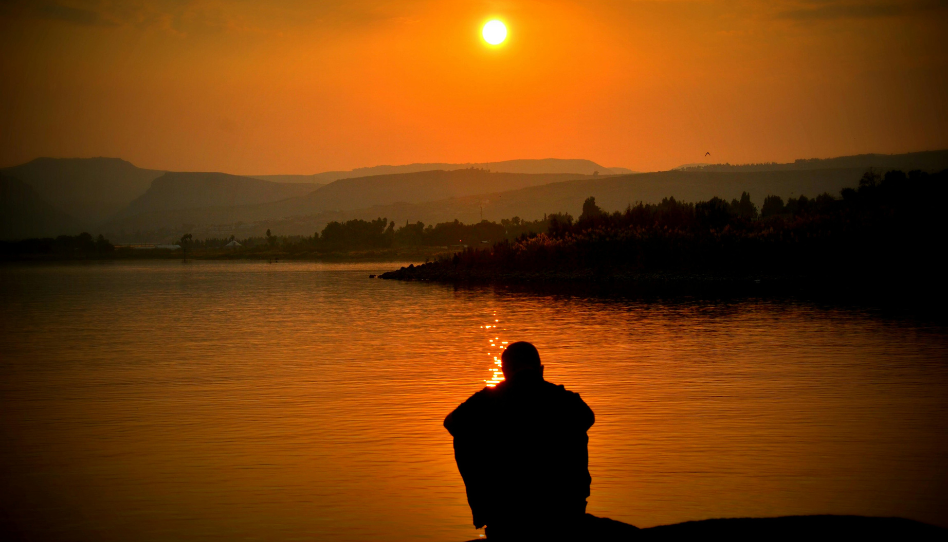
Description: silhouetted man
444,342,595,541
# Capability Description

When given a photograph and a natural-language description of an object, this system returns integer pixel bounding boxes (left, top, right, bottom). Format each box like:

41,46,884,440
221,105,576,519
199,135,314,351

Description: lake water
1,261,947,541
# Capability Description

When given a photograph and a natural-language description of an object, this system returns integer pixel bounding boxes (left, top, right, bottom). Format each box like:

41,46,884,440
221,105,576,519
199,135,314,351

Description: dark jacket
444,376,595,530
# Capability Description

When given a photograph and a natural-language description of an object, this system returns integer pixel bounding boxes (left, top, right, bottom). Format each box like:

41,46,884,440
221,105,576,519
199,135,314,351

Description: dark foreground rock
464,514,946,541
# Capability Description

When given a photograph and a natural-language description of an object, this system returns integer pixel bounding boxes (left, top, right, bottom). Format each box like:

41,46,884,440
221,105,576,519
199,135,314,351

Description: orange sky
1,0,946,173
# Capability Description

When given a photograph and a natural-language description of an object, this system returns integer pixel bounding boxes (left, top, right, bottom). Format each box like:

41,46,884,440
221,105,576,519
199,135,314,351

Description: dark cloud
778,0,948,20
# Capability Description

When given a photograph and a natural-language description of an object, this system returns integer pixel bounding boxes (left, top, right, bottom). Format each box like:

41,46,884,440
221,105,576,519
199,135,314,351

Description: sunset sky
1,0,946,174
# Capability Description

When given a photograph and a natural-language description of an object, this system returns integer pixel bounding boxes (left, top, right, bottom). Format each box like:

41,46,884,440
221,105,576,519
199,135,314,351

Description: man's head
501,341,543,381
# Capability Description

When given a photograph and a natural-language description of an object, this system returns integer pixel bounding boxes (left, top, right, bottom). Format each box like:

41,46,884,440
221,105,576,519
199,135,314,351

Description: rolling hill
303,158,631,184
272,169,594,215
677,150,948,172
112,172,320,221
0,175,83,240
215,166,904,239
382,167,891,225
100,169,594,236
11,150,947,243
0,157,163,226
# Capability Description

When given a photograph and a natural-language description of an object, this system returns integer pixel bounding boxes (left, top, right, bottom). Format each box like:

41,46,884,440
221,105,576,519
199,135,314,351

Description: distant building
225,240,242,248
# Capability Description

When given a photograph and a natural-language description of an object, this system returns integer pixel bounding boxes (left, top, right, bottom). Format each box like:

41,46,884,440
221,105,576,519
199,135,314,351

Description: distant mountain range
674,150,948,172
202,166,910,240
112,172,320,221
100,169,593,236
1,151,946,242
251,159,632,184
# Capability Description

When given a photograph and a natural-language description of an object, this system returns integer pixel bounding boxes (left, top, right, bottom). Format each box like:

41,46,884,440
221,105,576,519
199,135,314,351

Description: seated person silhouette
444,341,638,541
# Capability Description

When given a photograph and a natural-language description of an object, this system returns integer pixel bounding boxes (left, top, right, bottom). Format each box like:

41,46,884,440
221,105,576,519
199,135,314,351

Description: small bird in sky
705,151,711,157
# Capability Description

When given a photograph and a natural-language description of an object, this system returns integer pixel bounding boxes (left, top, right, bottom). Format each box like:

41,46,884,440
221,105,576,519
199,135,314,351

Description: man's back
444,375,595,535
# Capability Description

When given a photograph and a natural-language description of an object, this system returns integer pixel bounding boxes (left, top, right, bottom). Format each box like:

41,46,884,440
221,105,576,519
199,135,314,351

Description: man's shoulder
456,385,500,412
468,385,499,401
541,381,593,419
445,386,498,435
541,380,582,398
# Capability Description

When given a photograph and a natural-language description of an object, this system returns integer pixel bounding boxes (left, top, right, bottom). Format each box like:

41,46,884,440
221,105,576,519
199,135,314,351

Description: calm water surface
1,261,947,541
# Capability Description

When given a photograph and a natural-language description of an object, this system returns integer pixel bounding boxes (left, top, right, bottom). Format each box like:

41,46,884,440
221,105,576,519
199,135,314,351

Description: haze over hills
113,172,320,221
0,157,620,233
0,158,164,226
271,169,594,214
364,167,892,226
101,169,594,236
0,175,82,239
96,150,948,242
258,158,633,184
3,150,947,243
675,150,948,173
202,167,910,240
249,175,325,184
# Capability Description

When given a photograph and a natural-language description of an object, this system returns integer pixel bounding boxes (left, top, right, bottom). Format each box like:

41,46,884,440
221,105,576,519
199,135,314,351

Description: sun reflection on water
481,312,508,387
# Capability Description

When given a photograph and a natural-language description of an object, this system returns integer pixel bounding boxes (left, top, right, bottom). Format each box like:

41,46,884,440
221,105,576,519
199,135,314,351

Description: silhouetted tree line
0,232,114,258
393,169,947,282
318,217,394,250
265,215,565,252
8,171,941,273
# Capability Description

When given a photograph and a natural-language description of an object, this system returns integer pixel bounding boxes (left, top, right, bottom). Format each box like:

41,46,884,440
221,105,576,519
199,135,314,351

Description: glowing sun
482,20,507,45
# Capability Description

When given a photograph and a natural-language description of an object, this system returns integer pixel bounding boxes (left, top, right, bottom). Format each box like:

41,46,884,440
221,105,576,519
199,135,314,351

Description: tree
785,195,809,216
394,221,425,246
760,195,785,218
318,217,392,251
95,234,114,254
730,192,758,220
695,197,733,229
580,196,602,221
266,228,277,248
859,170,880,189
178,233,193,259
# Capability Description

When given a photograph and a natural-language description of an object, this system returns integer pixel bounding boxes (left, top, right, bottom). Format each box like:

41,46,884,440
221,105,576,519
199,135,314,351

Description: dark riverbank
379,265,948,311
642,515,945,539
383,169,947,309
464,515,946,541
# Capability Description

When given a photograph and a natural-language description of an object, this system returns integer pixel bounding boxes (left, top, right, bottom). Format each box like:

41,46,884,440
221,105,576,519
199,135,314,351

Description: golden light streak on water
485,312,507,387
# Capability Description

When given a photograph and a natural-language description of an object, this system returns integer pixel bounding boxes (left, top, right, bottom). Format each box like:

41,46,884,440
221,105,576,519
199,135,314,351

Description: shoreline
378,264,948,314
0,246,444,264
462,515,947,541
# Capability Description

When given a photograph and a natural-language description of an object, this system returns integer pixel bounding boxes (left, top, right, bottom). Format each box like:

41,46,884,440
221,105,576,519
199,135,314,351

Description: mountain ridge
0,175,83,240
101,164,946,242
113,172,320,221
303,158,631,184
101,169,594,236
5,151,948,242
675,150,948,172
0,157,164,227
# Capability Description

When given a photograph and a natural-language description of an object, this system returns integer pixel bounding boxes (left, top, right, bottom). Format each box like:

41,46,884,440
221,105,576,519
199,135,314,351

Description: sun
482,20,507,45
